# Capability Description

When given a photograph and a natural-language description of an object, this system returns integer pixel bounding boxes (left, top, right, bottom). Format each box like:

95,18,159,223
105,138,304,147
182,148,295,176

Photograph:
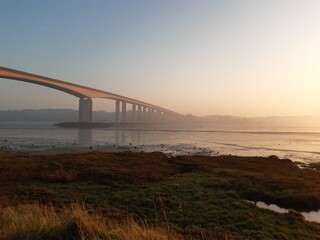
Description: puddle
251,201,320,223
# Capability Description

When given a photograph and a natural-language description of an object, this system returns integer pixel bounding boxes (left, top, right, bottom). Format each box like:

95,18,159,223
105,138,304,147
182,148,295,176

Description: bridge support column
115,100,120,123
155,110,160,123
121,101,126,123
150,108,155,123
132,104,136,123
164,112,170,123
137,105,142,123
160,112,165,122
142,106,147,123
79,98,92,123
146,108,150,123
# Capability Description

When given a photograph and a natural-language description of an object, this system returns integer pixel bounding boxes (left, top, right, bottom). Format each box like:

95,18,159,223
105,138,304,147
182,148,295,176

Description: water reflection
121,129,126,145
78,128,92,144
3,121,320,163
115,126,127,145
116,128,146,145
77,127,150,146
115,128,120,144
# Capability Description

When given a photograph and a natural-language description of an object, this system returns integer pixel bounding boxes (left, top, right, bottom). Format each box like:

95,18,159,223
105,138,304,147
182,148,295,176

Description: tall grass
0,203,182,240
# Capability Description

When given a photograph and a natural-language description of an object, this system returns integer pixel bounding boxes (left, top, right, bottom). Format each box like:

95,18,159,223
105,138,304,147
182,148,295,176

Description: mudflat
1,151,320,239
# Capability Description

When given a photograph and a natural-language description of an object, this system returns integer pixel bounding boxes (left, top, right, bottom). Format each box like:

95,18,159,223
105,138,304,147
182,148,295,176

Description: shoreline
0,137,218,158
1,140,318,165
2,121,320,163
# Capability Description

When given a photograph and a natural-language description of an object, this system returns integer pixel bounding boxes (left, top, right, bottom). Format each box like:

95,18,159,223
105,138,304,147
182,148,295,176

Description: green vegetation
1,151,320,239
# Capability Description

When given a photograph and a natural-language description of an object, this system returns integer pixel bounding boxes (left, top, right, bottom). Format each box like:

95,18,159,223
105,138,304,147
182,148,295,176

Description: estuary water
1,121,320,163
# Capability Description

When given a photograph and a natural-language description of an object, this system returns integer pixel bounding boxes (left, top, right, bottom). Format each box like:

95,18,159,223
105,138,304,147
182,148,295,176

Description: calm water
251,201,320,224
1,121,320,163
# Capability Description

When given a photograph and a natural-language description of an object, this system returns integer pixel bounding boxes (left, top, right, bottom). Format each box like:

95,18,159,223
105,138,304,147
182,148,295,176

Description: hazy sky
1,0,320,116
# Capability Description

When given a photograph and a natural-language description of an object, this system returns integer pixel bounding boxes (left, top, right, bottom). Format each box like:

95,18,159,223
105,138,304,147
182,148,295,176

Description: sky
1,0,320,117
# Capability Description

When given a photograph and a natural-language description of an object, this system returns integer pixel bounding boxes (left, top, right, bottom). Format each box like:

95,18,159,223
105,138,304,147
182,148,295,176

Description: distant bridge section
0,66,182,123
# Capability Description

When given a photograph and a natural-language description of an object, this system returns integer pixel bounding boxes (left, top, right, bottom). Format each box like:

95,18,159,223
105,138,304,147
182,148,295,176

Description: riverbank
1,151,320,239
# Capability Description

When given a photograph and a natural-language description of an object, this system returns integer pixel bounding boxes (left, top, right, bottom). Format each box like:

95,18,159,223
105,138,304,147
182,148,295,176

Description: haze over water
1,121,320,164
1,1,320,162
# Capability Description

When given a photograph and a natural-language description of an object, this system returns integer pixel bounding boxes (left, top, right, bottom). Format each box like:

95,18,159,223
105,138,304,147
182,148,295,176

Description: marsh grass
1,151,320,239
0,202,183,240
108,172,320,240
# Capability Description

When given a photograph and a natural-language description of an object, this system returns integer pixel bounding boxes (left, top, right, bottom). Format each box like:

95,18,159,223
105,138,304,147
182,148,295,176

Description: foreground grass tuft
0,203,182,240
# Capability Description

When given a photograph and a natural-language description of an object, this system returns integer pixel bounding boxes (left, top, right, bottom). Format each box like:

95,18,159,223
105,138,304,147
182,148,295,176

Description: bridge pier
155,109,160,123
146,107,150,122
132,104,136,123
115,100,120,123
79,98,92,122
151,108,156,123
142,106,147,123
149,108,154,123
137,105,142,123
121,101,127,123
160,111,165,122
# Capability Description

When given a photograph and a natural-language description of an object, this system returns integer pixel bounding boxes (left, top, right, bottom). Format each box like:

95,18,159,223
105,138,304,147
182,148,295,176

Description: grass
107,172,320,239
1,202,183,240
1,151,320,239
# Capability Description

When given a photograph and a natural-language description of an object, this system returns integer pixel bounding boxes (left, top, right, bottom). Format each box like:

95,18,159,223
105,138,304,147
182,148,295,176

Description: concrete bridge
0,66,182,123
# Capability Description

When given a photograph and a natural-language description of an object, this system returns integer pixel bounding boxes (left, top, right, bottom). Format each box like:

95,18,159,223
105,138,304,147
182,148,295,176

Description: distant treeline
1,109,320,127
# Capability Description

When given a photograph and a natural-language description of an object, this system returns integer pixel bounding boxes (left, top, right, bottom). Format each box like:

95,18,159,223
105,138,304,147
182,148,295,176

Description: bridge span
0,66,182,123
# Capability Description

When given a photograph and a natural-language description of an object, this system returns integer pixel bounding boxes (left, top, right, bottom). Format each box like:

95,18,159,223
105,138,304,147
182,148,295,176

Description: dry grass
0,202,183,240
0,203,63,239
0,151,178,185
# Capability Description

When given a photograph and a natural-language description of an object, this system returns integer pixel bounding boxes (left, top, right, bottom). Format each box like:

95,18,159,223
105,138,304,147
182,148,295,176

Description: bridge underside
78,98,173,124
113,100,171,124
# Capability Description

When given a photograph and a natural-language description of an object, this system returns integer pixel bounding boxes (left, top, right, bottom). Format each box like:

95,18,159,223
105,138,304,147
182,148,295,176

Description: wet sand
0,137,217,157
